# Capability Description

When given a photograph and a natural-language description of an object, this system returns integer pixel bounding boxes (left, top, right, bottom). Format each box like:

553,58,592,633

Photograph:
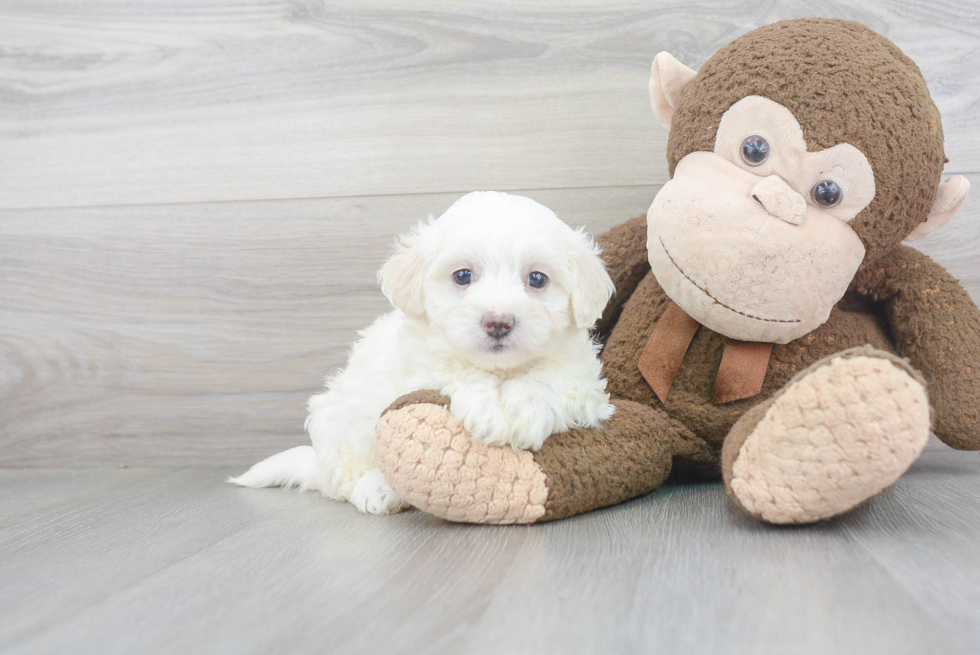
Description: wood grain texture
840,454,980,648
2,182,978,466
0,187,658,466
2,450,979,654
1,0,979,467
1,0,978,209
2,187,978,466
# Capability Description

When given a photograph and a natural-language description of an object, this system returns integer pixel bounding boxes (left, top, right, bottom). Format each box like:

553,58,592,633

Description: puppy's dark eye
740,135,770,166
811,180,843,208
453,269,473,285
527,271,548,289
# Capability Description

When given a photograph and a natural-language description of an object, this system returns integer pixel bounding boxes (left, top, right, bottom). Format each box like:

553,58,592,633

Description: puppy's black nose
483,313,514,339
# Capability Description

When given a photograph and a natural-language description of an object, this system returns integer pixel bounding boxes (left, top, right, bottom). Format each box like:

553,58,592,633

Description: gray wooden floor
3,1,980,653
1,450,979,654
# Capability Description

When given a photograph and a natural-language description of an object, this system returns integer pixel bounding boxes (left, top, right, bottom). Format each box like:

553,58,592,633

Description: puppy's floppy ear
378,221,431,320
567,228,616,329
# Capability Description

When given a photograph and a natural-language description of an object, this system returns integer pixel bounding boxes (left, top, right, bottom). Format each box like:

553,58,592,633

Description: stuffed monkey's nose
482,313,514,339
751,175,806,225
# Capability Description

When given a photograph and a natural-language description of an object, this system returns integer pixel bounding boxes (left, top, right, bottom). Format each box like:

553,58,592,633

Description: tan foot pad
729,353,930,524
376,402,548,524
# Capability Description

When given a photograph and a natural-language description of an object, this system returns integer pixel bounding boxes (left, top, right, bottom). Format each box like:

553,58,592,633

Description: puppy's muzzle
482,313,514,340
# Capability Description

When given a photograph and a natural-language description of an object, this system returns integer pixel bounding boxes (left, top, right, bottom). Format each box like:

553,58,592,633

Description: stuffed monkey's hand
857,245,980,450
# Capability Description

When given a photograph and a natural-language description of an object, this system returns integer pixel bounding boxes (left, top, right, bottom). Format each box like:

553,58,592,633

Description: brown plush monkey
374,18,979,525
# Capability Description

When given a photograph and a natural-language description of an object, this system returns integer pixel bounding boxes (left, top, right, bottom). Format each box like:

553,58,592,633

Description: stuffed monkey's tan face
647,96,875,344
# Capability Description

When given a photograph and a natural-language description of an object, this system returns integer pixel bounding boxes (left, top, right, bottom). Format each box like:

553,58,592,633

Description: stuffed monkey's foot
722,347,931,524
376,392,548,524
376,391,706,524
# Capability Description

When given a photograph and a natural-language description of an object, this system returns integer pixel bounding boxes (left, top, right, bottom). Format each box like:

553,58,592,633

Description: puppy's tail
228,445,320,492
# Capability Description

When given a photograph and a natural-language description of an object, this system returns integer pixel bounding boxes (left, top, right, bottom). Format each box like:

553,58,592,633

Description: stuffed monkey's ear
650,52,697,131
568,229,616,330
905,175,971,241
378,223,430,320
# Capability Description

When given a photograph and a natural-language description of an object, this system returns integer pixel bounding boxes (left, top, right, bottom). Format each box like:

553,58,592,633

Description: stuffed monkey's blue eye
740,135,770,166
453,269,473,285
527,271,548,289
811,180,843,208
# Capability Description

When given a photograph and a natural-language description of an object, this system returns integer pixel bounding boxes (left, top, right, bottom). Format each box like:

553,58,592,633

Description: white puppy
231,191,616,514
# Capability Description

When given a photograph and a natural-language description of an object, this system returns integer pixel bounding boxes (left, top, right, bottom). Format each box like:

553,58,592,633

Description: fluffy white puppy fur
231,191,616,514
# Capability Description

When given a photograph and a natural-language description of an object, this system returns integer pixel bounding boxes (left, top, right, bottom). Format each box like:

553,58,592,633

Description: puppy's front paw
350,469,409,515
596,402,616,423
449,388,509,446
501,394,557,451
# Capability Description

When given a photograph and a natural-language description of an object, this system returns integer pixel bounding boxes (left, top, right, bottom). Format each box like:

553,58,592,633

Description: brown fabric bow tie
637,301,772,405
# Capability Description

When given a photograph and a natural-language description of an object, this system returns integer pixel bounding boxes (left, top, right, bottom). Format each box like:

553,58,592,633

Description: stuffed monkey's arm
593,214,651,339
855,245,980,450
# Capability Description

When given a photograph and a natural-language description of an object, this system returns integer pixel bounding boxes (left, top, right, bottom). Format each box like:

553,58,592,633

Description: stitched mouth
659,236,801,324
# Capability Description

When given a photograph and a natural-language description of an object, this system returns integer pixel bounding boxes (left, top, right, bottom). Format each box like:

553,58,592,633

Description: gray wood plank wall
2,1,978,466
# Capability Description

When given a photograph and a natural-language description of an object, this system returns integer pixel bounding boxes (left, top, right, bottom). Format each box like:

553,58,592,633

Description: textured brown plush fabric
720,399,773,521
601,270,896,451
636,301,774,404
854,246,980,450
533,400,711,521
594,215,650,339
668,18,946,267
375,394,715,524
381,389,448,417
